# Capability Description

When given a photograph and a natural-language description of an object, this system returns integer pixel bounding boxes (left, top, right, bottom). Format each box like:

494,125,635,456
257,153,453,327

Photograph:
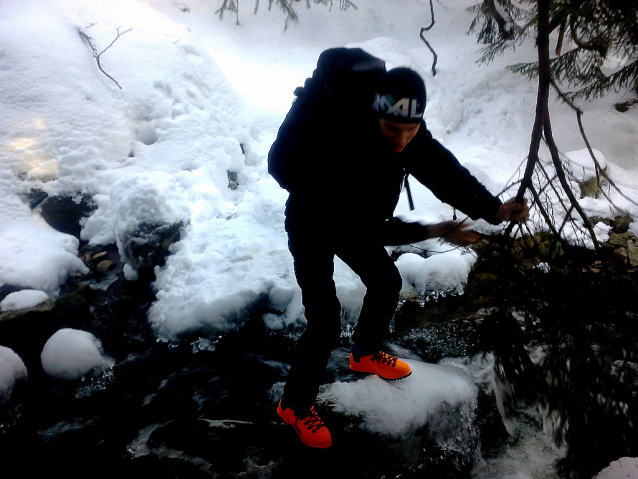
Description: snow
0,346,28,404
0,219,89,293
40,328,114,381
595,457,638,479
322,359,476,436
397,248,476,296
1,0,637,475
0,289,49,312
2,0,637,336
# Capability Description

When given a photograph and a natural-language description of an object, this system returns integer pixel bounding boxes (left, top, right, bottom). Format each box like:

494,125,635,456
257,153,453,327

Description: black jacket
268,87,502,243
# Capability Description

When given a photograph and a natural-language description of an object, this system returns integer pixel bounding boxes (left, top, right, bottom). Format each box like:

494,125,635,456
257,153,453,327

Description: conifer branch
217,0,240,24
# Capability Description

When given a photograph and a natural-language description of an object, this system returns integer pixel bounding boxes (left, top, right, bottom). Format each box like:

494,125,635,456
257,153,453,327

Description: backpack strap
403,172,415,211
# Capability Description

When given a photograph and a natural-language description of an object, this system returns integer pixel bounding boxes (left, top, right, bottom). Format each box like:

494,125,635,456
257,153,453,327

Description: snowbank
0,218,89,293
1,0,252,300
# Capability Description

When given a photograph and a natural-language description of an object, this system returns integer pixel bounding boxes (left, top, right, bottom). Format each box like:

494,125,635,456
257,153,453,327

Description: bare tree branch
78,26,131,90
419,0,438,76
506,0,600,251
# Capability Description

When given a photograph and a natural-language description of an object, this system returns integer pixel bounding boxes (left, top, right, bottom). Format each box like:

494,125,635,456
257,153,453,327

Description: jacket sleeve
406,127,503,224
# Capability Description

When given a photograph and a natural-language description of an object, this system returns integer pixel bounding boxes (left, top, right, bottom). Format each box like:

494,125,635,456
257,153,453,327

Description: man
268,49,528,449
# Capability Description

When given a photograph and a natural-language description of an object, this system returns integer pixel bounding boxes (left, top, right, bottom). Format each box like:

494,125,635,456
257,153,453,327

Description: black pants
282,214,427,413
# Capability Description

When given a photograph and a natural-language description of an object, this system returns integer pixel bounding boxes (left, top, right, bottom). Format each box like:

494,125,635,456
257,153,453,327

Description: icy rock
396,251,474,296
0,346,28,404
41,328,114,381
120,220,186,274
565,148,608,198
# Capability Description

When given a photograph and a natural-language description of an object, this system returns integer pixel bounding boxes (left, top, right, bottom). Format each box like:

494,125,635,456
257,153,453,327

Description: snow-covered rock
0,289,49,312
109,172,190,276
0,346,28,404
40,328,114,381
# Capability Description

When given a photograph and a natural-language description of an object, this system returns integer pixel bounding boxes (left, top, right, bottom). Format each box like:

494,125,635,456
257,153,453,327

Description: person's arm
427,221,483,246
379,218,482,246
406,127,505,224
495,197,530,222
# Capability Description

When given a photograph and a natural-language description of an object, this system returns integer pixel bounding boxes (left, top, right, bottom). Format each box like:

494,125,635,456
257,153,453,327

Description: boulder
612,216,632,234
109,172,190,278
37,193,95,239
0,298,61,375
119,220,186,275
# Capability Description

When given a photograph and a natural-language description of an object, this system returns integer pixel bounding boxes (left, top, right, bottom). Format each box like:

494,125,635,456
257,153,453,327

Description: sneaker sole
350,367,412,381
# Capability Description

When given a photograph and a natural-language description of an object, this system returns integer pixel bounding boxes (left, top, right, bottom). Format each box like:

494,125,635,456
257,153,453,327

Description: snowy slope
1,0,637,338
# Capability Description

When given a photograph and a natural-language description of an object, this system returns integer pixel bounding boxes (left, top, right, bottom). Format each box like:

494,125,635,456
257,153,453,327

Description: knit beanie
373,67,426,123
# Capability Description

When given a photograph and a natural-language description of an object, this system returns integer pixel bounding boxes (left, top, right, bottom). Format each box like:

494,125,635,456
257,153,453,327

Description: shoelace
371,351,398,367
300,407,326,434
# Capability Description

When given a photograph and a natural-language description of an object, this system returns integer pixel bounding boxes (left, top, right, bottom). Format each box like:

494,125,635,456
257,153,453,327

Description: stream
3,230,637,479
0,290,564,479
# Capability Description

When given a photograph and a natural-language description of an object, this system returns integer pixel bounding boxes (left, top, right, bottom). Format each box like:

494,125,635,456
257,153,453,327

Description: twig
419,0,437,76
79,27,131,89
543,116,600,251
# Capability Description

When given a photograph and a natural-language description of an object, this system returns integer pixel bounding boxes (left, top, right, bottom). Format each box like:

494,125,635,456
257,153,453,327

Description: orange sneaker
349,350,412,380
277,399,332,449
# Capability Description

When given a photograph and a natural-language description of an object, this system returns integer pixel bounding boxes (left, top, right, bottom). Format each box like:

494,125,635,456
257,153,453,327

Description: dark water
1,309,522,479
6,265,634,479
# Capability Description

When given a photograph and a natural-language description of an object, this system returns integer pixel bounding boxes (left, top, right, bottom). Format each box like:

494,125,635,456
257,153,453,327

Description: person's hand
496,198,529,223
429,221,482,246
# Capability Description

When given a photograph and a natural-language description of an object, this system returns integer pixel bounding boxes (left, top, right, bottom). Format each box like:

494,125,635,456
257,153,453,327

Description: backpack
267,48,386,190
267,47,416,211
